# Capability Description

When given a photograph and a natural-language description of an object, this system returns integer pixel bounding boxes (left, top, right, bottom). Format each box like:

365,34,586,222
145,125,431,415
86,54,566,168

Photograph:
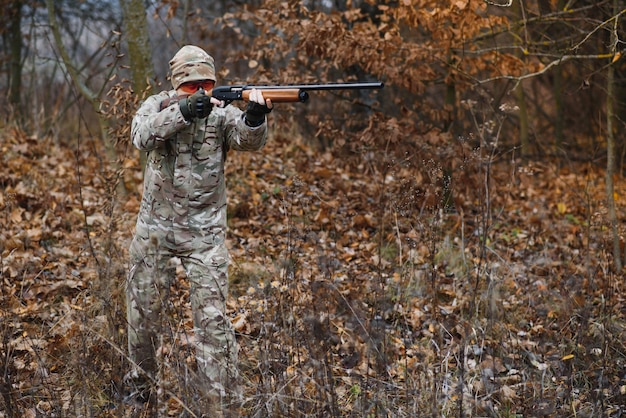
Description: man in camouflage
125,45,272,411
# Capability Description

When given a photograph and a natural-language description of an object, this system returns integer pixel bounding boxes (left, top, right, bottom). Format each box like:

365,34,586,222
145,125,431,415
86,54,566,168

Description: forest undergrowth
1,123,625,417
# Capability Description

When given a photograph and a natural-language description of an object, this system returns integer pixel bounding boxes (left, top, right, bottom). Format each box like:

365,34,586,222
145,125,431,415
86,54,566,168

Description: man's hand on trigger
245,89,273,127
179,88,222,121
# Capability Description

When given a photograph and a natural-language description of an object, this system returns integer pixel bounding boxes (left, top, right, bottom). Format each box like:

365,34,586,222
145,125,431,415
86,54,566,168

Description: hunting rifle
212,81,384,105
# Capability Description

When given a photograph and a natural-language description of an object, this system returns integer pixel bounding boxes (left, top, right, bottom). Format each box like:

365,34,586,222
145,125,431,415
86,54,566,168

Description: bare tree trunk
553,0,567,150
606,0,622,271
182,0,191,44
120,0,155,169
7,0,23,124
515,82,530,159
46,0,126,196
120,0,155,95
512,0,530,161
442,53,457,212
553,66,564,150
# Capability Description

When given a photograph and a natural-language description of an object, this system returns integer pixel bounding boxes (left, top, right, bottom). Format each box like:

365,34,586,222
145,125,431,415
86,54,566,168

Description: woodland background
1,0,626,417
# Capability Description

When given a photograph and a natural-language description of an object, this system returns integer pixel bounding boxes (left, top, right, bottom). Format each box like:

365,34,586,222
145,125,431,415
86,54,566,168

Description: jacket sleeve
131,91,189,151
221,105,268,152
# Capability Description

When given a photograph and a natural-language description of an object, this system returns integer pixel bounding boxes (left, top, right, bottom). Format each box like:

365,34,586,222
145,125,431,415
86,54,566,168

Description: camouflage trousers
126,235,239,402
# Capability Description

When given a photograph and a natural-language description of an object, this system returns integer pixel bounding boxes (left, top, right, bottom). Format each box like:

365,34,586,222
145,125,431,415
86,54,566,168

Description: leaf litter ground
1,130,625,417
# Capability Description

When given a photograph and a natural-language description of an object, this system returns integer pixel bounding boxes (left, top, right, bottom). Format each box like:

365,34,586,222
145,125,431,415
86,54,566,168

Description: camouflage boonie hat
169,45,216,90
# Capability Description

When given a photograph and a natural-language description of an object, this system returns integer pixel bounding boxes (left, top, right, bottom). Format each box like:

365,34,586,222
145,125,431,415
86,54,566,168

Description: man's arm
131,91,189,151
223,89,273,152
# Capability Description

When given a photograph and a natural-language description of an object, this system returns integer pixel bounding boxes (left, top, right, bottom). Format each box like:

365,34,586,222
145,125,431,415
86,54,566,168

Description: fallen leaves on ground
1,129,625,416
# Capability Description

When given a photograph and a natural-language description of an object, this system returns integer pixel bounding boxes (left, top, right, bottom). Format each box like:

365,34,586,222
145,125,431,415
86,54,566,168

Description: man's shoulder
152,90,176,102
145,90,178,111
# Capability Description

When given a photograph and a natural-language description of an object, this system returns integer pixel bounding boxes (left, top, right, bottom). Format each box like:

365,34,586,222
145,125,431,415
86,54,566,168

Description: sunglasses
178,80,215,94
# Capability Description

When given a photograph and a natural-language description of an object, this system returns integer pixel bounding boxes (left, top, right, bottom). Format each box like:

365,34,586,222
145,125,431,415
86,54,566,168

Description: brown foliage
2,1,626,416
2,117,626,415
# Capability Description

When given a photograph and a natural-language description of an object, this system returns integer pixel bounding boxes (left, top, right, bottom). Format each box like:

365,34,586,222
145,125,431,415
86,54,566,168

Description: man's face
177,80,216,97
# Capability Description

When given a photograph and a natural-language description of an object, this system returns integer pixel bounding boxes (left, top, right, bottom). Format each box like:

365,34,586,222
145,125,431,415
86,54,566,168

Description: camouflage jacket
131,90,267,253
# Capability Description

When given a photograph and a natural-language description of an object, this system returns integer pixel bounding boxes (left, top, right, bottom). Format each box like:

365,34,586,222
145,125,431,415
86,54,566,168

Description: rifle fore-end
241,89,307,103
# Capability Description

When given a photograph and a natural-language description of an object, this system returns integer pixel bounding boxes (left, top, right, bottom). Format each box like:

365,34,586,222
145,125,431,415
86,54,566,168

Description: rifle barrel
246,82,384,91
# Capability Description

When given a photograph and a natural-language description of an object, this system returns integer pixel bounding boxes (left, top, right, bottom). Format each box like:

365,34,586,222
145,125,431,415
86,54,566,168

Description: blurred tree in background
0,0,624,265
1,2,626,416
0,0,622,160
